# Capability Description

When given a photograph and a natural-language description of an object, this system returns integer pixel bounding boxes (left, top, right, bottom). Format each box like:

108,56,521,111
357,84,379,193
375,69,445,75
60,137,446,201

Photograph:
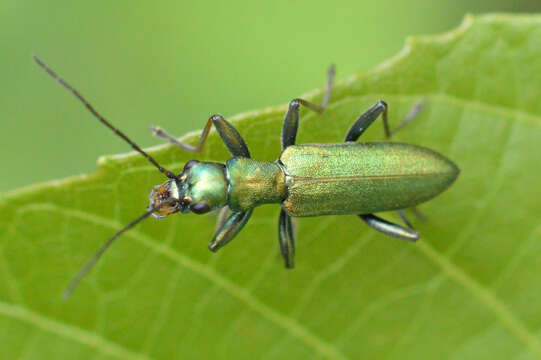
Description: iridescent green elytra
279,142,457,217
35,58,458,298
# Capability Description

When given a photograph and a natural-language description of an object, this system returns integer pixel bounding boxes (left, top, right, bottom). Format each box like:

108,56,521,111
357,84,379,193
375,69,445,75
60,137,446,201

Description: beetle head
149,159,228,218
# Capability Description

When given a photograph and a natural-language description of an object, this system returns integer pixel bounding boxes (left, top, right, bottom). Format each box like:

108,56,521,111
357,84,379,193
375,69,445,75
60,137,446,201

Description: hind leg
359,214,418,241
345,101,426,240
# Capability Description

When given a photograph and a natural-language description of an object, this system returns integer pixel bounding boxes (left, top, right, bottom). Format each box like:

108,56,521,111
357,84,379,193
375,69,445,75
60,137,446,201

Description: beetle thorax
178,160,228,214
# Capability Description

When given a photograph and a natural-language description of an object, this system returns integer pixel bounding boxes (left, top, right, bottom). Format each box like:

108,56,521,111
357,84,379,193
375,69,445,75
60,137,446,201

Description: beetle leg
151,114,251,158
208,209,253,252
215,206,231,233
278,209,295,268
281,65,335,150
388,99,427,138
344,101,389,141
409,206,427,221
396,209,414,229
345,99,427,142
359,214,419,241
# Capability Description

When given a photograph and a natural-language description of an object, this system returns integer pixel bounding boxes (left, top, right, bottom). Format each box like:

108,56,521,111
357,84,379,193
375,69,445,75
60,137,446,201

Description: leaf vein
415,239,541,359
18,203,349,360
0,301,151,360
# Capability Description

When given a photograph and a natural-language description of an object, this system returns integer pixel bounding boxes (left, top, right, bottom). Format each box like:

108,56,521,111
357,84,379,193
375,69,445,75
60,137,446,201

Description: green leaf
1,14,540,359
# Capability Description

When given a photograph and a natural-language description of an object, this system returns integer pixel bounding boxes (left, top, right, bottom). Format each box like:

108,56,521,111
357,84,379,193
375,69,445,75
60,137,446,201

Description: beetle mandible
34,57,459,298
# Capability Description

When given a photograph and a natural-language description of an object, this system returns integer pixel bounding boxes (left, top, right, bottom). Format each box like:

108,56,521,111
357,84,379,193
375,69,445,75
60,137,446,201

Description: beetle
34,57,459,298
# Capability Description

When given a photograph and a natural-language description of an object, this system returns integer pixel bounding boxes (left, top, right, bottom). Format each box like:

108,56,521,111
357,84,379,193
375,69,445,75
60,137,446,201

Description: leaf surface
1,14,540,360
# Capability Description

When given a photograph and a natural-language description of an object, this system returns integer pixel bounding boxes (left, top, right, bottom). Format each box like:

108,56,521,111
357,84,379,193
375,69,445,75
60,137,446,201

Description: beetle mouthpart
149,208,168,219
148,180,181,218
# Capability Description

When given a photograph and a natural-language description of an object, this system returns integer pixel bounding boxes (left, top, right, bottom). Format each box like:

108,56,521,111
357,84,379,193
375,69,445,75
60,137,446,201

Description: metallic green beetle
35,58,458,298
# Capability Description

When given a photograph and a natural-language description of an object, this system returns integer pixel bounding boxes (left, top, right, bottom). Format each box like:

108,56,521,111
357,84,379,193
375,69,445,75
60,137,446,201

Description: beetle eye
191,202,210,214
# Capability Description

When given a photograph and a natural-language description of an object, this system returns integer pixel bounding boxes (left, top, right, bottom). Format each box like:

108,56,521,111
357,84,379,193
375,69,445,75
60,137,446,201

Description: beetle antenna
33,56,177,179
62,203,164,300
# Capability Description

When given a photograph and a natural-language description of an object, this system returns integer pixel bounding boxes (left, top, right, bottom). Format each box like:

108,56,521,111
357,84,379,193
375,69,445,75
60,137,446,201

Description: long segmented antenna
33,56,177,179
62,204,165,300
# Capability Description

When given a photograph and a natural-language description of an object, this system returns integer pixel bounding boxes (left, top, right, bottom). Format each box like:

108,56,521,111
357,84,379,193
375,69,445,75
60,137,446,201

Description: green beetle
34,58,458,298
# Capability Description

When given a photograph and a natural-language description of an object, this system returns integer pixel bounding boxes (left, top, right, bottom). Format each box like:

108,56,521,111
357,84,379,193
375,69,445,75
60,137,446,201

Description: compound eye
191,202,210,214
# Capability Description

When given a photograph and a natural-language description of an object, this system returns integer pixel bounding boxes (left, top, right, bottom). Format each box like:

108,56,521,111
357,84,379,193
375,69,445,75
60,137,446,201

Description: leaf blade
2,14,541,360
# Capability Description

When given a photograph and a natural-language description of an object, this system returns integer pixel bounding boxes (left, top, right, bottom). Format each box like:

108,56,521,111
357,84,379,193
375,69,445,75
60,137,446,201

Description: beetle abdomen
280,143,459,217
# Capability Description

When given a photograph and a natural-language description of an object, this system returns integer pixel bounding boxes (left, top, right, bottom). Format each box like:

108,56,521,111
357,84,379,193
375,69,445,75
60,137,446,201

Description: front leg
208,209,253,252
152,114,251,158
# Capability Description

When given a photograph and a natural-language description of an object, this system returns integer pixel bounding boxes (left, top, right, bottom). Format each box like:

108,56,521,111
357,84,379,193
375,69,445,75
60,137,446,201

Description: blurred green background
1,0,539,193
